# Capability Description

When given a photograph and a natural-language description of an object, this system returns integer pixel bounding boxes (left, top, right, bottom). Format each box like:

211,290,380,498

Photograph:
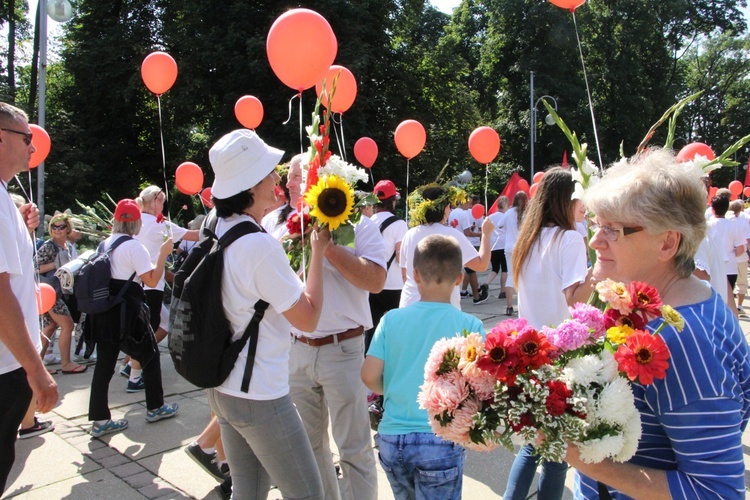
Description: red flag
489,172,523,214
562,150,569,169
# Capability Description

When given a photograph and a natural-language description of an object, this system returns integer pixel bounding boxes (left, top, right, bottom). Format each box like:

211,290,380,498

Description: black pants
0,368,33,495
365,289,402,354
88,337,164,421
144,289,164,332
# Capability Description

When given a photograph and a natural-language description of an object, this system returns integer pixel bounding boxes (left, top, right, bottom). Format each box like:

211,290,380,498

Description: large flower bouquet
419,279,682,463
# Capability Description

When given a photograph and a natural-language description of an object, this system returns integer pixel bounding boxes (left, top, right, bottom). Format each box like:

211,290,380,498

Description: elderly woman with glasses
567,149,750,499
35,213,86,374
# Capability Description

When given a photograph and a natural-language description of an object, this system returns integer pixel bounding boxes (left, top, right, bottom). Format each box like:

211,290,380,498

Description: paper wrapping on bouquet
55,250,95,293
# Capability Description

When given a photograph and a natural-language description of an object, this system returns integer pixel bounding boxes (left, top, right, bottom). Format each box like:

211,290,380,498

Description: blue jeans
503,444,568,500
375,432,465,500
208,390,324,500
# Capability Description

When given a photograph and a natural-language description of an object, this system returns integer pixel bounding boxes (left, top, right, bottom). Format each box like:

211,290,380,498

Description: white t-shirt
504,207,522,253
733,213,750,263
707,217,745,275
370,211,408,291
488,211,507,251
465,212,483,247
261,205,291,241
695,236,728,302
399,223,479,309
517,227,587,329
448,207,465,232
215,214,305,400
0,188,40,374
135,213,188,291
104,234,154,284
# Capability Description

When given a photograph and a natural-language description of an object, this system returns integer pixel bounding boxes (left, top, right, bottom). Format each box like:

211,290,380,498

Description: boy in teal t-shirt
362,234,485,500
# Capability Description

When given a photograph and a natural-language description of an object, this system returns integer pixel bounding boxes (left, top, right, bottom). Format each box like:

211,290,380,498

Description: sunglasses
1,128,33,146
51,224,68,231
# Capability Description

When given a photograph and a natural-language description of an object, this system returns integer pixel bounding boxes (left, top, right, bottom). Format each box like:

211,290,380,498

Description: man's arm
325,244,386,293
0,273,58,412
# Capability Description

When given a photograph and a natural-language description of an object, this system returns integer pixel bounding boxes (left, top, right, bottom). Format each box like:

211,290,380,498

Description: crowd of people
1,98,750,500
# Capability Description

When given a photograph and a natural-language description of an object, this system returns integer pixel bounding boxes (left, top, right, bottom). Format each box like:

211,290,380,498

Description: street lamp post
529,71,558,180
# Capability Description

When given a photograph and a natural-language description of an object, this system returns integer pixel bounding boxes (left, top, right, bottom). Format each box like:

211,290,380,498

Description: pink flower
490,318,531,338
435,397,481,444
424,337,464,381
182,204,188,210
569,303,607,339
542,319,591,352
596,279,632,314
476,330,522,384
465,369,497,401
418,370,470,414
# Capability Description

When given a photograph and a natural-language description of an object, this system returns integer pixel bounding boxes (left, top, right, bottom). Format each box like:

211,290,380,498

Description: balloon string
13,175,31,203
572,11,604,173
369,169,375,187
332,115,344,159
405,159,410,227
484,164,489,211
13,175,42,315
282,93,299,125
157,95,173,239
26,170,34,206
332,113,347,161
298,93,304,154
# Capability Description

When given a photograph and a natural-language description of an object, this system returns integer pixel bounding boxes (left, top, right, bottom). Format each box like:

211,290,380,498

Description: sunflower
304,175,355,231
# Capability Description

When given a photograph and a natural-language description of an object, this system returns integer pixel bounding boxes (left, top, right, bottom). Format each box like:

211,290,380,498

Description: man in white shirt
0,103,58,494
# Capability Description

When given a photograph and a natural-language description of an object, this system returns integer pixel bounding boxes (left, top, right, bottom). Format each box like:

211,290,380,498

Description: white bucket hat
209,129,284,199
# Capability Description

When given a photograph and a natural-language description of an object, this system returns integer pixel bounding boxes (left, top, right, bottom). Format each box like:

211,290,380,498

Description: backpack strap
105,236,137,336
378,215,400,271
240,299,270,392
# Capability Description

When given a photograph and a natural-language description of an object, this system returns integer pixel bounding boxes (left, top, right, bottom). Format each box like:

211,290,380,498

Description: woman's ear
658,230,681,262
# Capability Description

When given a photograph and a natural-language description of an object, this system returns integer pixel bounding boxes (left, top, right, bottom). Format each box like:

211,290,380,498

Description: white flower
572,182,585,201
596,378,635,426
571,168,584,184
317,155,369,185
597,349,619,384
563,354,601,387
613,409,642,462
578,433,625,464
581,158,598,176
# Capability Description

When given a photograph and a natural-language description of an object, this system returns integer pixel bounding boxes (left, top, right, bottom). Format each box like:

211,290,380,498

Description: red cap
114,199,141,222
374,180,399,200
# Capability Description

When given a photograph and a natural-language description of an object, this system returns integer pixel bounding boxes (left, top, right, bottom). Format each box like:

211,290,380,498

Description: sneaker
119,364,131,378
215,477,232,500
18,417,54,439
185,441,224,481
473,296,488,304
90,418,128,438
460,290,469,298
74,354,97,365
126,376,145,393
146,402,179,423
498,291,506,299
43,354,61,366
478,284,489,301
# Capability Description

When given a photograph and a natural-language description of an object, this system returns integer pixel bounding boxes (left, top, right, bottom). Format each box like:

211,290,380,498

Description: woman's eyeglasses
1,128,33,146
51,224,68,231
588,220,643,242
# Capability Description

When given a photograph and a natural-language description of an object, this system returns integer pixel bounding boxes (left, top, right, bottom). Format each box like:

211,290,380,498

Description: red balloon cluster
141,52,178,95
175,162,204,196
468,127,501,164
235,96,264,129
28,124,51,169
316,65,357,114
394,120,426,159
354,137,378,169
267,9,337,91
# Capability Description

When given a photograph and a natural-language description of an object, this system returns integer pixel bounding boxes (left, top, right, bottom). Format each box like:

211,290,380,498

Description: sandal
505,306,514,316
62,364,88,374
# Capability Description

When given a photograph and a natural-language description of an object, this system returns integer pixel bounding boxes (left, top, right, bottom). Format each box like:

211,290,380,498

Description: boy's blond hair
413,234,462,284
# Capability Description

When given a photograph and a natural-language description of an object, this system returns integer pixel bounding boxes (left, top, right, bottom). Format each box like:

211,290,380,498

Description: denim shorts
375,432,465,500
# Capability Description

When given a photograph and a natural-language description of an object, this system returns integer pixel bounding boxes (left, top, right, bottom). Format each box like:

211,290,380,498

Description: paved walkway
5,274,750,499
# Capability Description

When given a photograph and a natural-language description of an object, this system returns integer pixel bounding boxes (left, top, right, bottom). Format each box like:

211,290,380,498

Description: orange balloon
141,52,178,95
729,180,743,196
471,204,485,219
468,127,501,164
28,124,51,169
744,186,750,198
549,0,586,11
394,120,426,159
354,137,378,168
37,283,56,314
530,182,539,198
518,179,530,192
676,142,715,163
234,96,264,129
315,65,357,113
267,9,337,91
533,172,544,184
200,187,214,208
175,162,204,196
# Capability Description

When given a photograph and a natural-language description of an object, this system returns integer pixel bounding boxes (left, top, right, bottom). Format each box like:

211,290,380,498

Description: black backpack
169,218,269,392
74,236,135,315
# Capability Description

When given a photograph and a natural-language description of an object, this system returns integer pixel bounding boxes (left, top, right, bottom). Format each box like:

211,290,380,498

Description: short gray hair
0,102,28,127
584,148,706,278
112,218,142,236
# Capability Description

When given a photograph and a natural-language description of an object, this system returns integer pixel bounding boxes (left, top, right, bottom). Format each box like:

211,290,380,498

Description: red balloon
676,142,715,163
533,172,544,184
729,180,743,196
175,162,204,196
28,124,51,169
315,65,357,113
468,127,501,164
549,0,586,11
394,120,426,159
267,9,337,91
518,179,530,192
744,186,750,198
141,52,178,95
200,187,214,208
37,283,56,314
471,204,485,219
354,137,378,168
530,182,540,198
234,96,264,129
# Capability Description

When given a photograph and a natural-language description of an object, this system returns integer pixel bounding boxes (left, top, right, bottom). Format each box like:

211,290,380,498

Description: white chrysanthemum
596,378,635,426
578,433,625,464
597,349,619,384
613,409,642,462
317,156,369,185
562,354,604,387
